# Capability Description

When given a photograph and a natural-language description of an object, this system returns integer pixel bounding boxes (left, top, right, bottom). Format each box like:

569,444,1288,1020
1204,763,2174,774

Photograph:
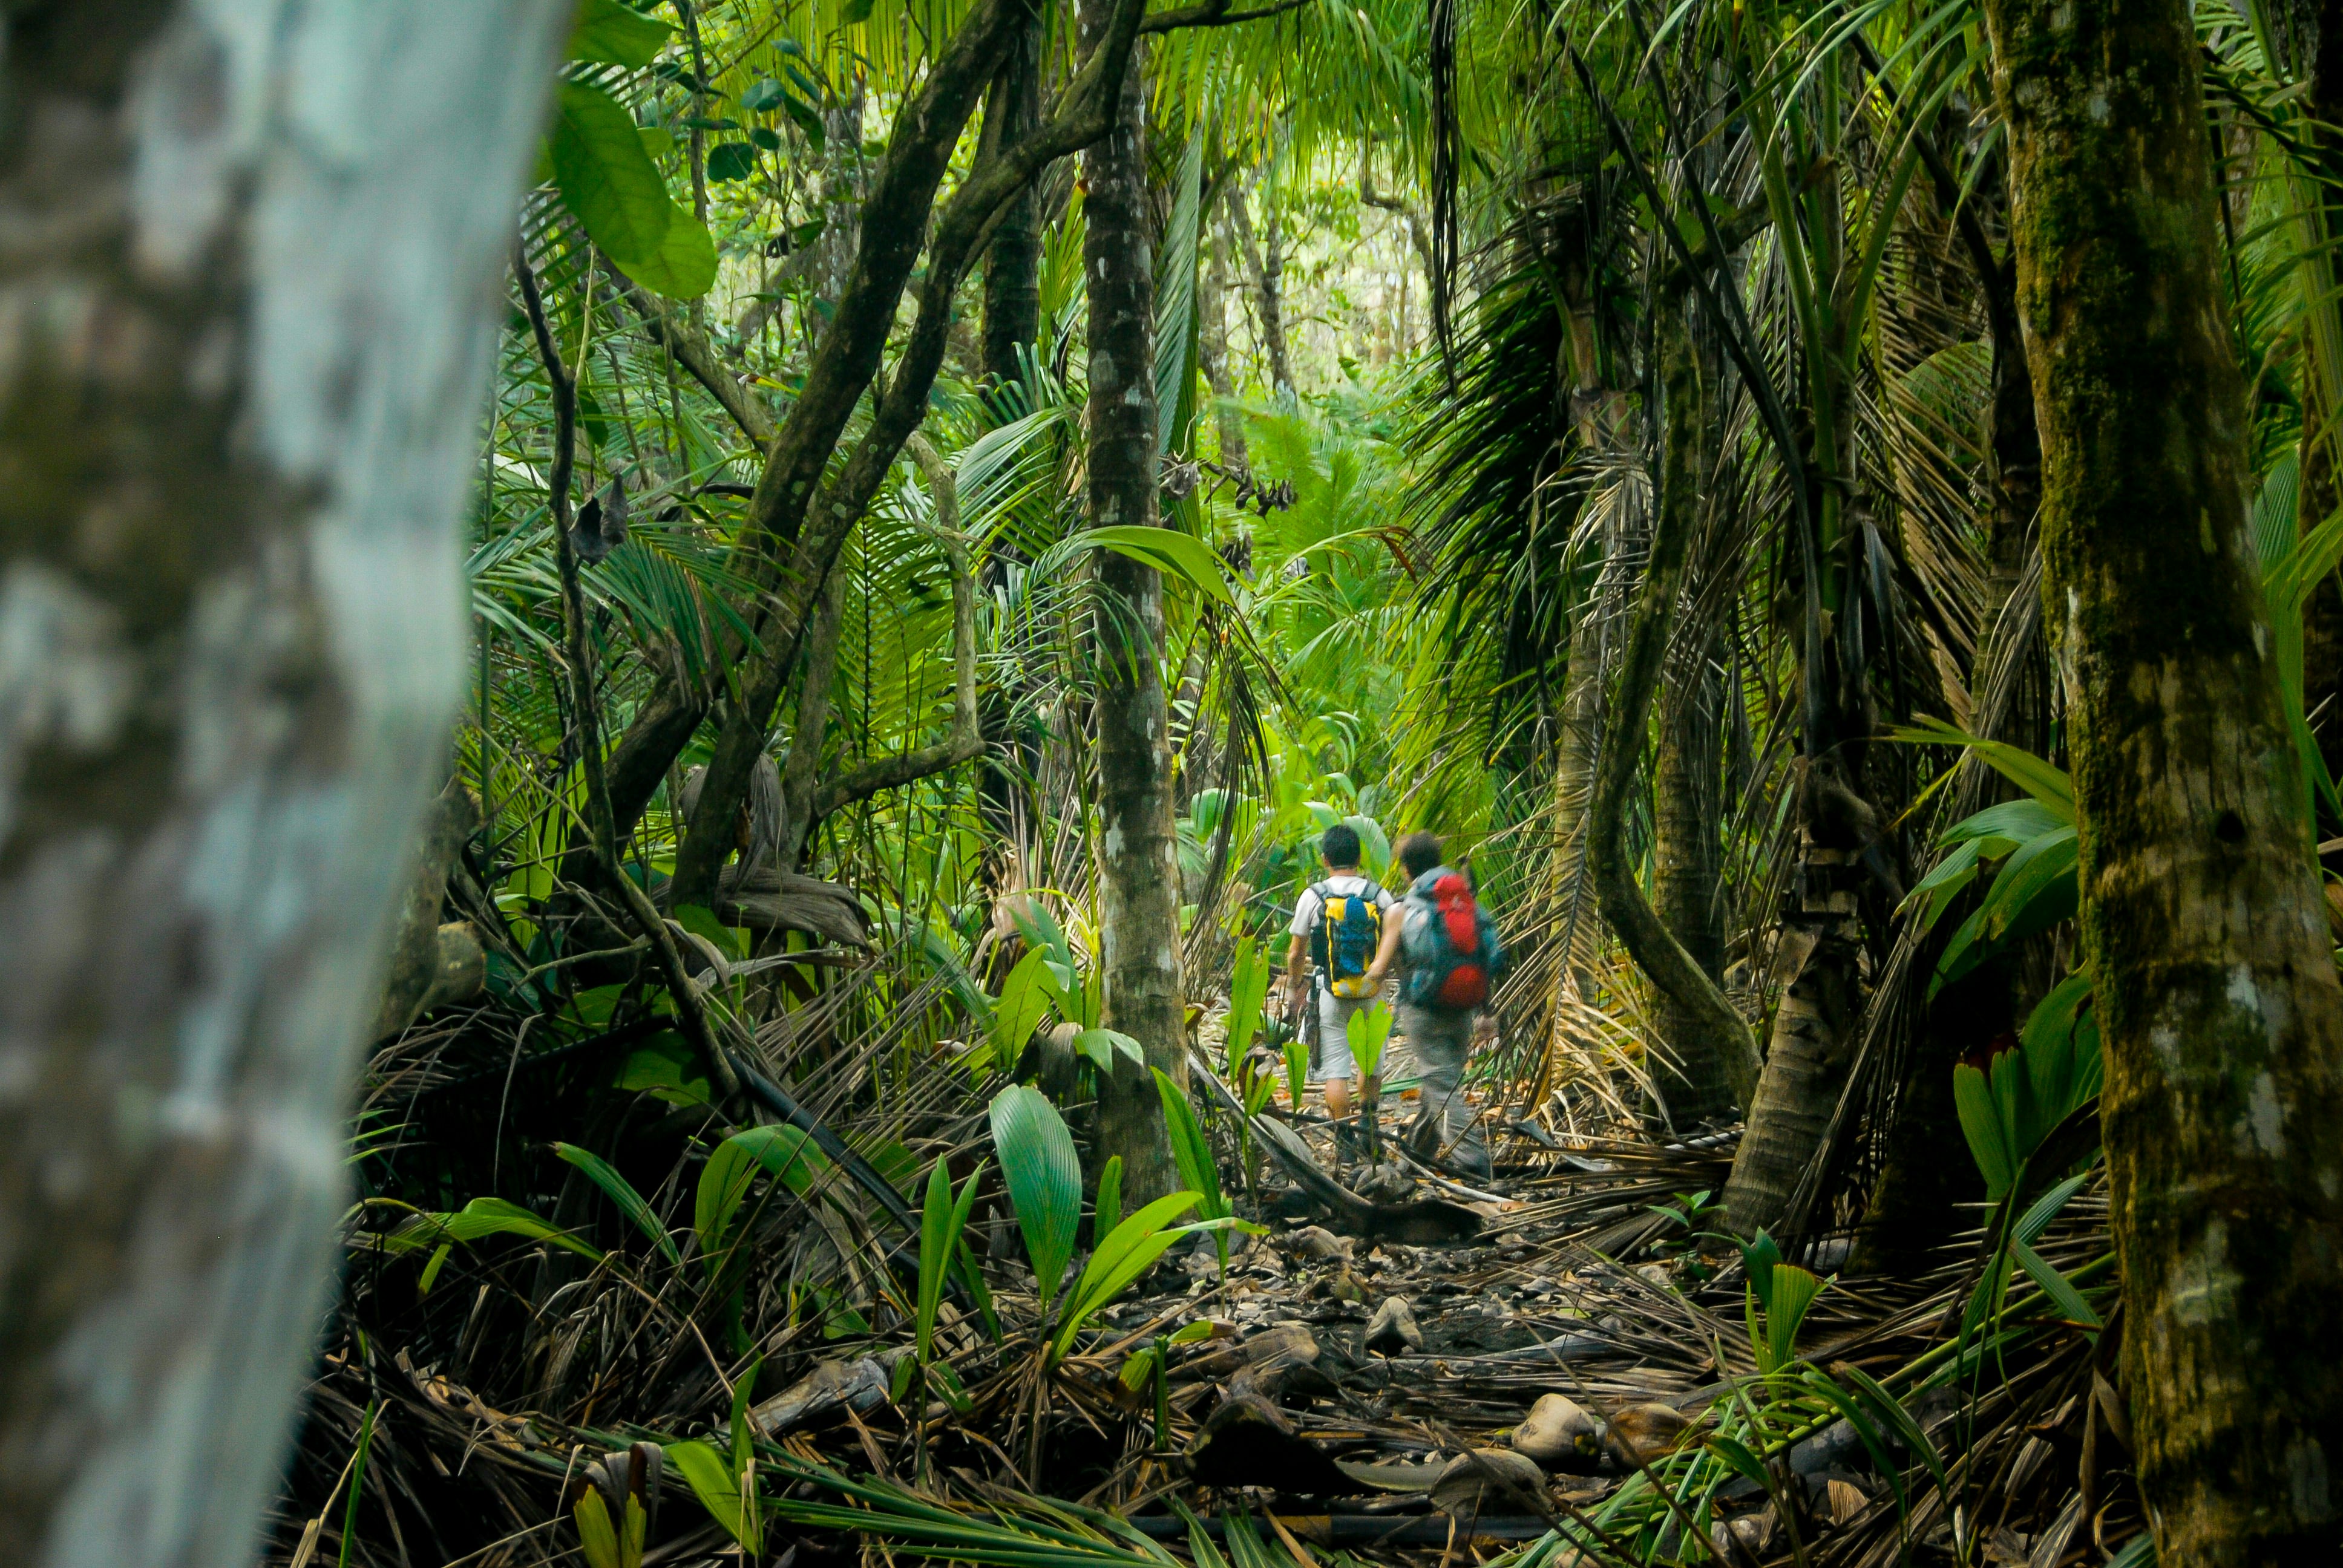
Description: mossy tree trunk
1652,627,1737,1125
1082,4,1183,1205
1983,1,2343,1557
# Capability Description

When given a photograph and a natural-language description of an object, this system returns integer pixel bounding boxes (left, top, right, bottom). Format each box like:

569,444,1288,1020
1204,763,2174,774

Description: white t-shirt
1290,874,1396,939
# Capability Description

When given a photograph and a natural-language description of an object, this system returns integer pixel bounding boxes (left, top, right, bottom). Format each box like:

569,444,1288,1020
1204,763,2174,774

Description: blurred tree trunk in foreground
0,5,566,1564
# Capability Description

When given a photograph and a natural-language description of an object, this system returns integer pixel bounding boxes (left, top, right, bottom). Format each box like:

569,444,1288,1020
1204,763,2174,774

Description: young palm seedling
1345,1000,1394,1163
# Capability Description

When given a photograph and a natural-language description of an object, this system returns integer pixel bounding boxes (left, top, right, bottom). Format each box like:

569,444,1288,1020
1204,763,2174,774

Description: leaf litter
282,985,2139,1568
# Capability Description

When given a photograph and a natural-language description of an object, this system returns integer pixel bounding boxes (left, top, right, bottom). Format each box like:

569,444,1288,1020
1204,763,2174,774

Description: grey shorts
1312,987,1379,1082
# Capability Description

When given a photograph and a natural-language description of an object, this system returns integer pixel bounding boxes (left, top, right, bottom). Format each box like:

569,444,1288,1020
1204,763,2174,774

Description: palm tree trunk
1721,900,1861,1235
0,5,563,1562
1984,1,2343,1555
1652,632,1736,1125
1590,297,1763,1112
1082,5,1183,1206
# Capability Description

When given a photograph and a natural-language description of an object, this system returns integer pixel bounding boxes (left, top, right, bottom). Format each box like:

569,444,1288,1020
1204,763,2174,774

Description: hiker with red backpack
1281,823,1396,1161
1365,831,1505,1180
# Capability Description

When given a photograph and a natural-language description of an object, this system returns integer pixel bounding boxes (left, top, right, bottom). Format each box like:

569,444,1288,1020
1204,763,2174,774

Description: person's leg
1316,990,1363,1158
1323,1074,1353,1119
1400,1007,1490,1178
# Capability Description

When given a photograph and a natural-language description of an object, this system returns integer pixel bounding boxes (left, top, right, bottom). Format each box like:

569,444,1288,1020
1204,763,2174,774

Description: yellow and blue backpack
1309,881,1386,999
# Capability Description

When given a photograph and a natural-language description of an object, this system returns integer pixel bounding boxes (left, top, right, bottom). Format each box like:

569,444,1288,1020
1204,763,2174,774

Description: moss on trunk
1082,8,1183,1206
1984,1,2343,1555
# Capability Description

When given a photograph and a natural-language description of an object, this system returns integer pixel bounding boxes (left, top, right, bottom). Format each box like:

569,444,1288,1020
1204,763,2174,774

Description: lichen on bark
1984,1,2343,1557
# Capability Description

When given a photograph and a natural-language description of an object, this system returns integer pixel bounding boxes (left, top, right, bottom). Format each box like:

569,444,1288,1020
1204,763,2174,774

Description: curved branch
671,0,1150,906
515,246,739,1101
605,263,777,447
1587,306,1762,1112
1139,0,1312,34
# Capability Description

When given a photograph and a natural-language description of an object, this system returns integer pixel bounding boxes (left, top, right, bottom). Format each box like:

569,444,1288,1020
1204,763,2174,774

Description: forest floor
289,1016,2132,1568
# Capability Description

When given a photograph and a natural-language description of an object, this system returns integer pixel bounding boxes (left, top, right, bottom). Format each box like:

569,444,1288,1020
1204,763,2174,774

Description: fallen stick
1182,1050,1481,1244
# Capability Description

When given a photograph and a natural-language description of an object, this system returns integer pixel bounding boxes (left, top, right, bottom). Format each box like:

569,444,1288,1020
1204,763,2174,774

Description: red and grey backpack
1400,866,1504,1010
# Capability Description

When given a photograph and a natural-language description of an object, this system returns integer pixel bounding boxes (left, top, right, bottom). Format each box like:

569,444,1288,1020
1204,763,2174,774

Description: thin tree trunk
1984,1,2343,1556
670,0,1145,907
1589,298,1762,1113
1083,5,1183,1206
1201,215,1248,472
980,8,1043,391
975,15,1043,893
1227,185,1292,397
779,569,847,868
0,5,565,1564
1652,630,1735,1125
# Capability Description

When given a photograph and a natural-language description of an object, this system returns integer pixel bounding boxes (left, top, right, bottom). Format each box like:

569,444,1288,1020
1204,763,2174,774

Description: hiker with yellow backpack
1281,824,1394,1161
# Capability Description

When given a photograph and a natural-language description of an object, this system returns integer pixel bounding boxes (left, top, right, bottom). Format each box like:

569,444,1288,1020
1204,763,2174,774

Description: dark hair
1397,831,1443,880
1319,823,1362,869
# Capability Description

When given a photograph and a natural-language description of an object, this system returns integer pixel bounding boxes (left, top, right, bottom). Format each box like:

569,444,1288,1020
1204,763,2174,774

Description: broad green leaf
707,142,759,183
1346,1001,1394,1082
2020,974,2103,1134
555,1142,681,1265
1225,936,1270,1074
568,0,672,67
612,1035,711,1106
551,82,672,269
1955,1062,2019,1200
673,904,742,962
1942,797,2067,848
988,1085,1081,1313
572,1489,621,1568
1151,1068,1227,1220
627,209,718,301
695,1125,826,1267
1080,525,1236,606
1073,1027,1145,1074
1762,1263,1827,1371
917,1158,984,1362
989,947,1057,1070
2013,1238,2103,1328
739,77,790,113
664,1440,758,1551
1095,1154,1123,1243
1978,825,2078,941
1887,718,2074,815
1050,1191,1205,1364
385,1196,602,1264
1901,838,1982,932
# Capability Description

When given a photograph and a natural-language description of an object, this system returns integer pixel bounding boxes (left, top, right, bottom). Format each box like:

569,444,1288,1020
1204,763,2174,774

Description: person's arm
1283,931,1310,1011
1363,904,1406,988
